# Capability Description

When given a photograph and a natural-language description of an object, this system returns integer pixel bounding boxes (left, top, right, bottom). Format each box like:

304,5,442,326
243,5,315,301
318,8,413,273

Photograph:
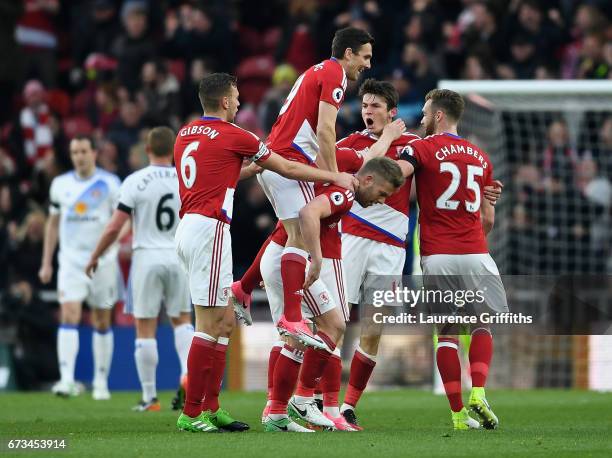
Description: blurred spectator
498,35,538,79
542,119,579,187
462,53,494,80
275,0,318,74
71,0,122,70
107,100,144,175
16,0,59,87
8,210,46,289
22,81,53,164
138,60,181,130
462,2,506,64
258,64,298,134
97,139,120,175
4,280,59,390
111,1,155,93
93,83,120,132
577,33,610,79
235,105,264,139
181,59,211,118
163,3,234,71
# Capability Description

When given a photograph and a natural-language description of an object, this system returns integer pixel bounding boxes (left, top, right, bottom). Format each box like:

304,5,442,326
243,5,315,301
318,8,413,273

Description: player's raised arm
258,152,358,191
298,196,333,289
86,208,131,277
316,101,340,172
39,213,59,284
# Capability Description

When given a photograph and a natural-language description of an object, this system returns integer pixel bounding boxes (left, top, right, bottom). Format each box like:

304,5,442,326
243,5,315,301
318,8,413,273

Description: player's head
332,27,374,81
146,126,175,159
421,89,465,136
198,73,240,122
69,135,97,176
355,157,404,207
359,79,398,135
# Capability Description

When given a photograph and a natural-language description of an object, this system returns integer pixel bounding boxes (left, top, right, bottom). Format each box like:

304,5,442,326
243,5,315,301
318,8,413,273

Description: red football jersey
401,132,493,256
266,58,347,164
338,130,419,247
174,117,270,222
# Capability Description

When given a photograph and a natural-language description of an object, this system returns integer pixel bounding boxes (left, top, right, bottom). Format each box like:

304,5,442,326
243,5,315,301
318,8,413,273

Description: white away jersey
117,165,181,250
49,169,121,267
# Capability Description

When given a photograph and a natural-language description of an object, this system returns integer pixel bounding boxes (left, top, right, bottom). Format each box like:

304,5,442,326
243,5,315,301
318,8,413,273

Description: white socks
93,329,114,389
57,325,79,384
173,323,194,377
135,338,158,402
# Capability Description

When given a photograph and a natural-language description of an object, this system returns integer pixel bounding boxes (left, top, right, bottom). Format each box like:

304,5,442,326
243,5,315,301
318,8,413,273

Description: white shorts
260,241,350,324
257,169,314,220
421,253,509,313
58,260,119,308
175,214,232,307
125,249,192,318
342,234,405,306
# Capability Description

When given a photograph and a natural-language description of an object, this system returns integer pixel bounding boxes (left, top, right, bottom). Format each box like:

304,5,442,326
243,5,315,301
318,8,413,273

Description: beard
424,119,435,136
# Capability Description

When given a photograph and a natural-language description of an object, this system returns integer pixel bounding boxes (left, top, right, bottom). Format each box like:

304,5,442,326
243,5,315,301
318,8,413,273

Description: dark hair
198,73,237,112
359,157,405,189
331,27,374,59
147,126,175,157
71,134,95,150
425,89,465,122
358,78,398,110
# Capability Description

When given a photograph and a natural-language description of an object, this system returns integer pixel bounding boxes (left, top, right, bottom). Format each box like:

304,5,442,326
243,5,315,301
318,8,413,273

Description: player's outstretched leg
262,341,283,423
134,337,159,410
468,328,498,429
232,237,270,325
437,336,479,430
341,346,376,430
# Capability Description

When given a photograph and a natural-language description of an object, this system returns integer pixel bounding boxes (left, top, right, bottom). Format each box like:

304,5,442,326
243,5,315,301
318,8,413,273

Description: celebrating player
39,136,120,400
173,72,357,433
397,89,506,430
86,127,194,412
334,79,419,428
233,27,375,347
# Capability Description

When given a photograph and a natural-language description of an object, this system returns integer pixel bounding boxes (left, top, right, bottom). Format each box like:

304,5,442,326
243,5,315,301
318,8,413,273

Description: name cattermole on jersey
372,286,486,308
133,168,177,192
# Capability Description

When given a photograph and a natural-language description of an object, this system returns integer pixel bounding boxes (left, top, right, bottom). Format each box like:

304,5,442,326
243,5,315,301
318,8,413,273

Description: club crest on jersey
74,201,88,214
332,88,344,103
330,191,345,206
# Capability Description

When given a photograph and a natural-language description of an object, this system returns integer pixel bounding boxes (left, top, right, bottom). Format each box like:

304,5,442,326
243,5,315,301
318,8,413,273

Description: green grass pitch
1,390,611,457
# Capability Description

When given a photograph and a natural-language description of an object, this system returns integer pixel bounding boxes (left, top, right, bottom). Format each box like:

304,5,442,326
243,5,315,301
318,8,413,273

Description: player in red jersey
174,73,357,433
261,156,405,432
240,27,375,347
397,89,506,431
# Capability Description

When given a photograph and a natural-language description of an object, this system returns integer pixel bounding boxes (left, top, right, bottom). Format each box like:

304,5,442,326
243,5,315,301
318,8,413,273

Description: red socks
183,333,216,418
269,344,303,414
267,342,283,400
201,337,229,413
469,328,493,387
295,334,335,397
344,346,376,408
240,237,270,294
437,337,463,412
321,352,342,409
280,247,308,322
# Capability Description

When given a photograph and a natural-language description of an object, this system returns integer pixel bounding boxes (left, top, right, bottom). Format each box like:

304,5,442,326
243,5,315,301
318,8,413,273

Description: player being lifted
396,89,505,430
86,127,194,412
232,27,374,348
173,73,357,433
258,125,406,432
39,136,121,400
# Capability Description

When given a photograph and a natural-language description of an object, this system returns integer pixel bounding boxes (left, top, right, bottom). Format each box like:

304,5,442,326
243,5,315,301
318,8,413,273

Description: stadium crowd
0,0,611,389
